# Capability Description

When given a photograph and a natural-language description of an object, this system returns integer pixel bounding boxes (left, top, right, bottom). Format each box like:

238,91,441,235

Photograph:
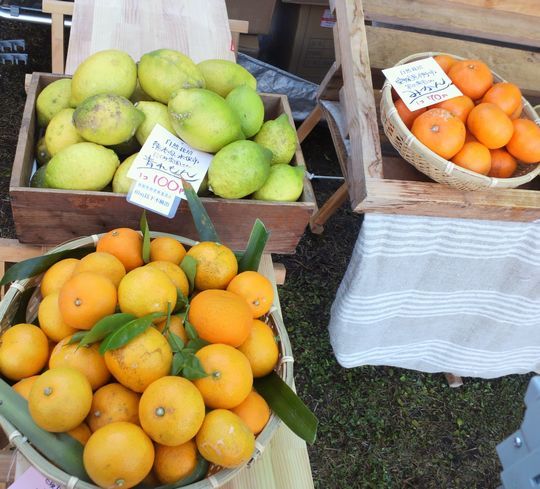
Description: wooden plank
362,0,540,48
272,263,286,286
317,62,342,102
0,239,50,262
229,19,249,34
333,0,382,211
65,0,236,74
446,0,540,17
42,0,73,15
50,12,65,73
297,105,322,144
357,178,540,221
9,190,315,253
365,26,540,95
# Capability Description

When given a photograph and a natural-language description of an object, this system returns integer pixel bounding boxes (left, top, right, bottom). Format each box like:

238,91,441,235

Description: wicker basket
0,231,294,489
380,52,540,190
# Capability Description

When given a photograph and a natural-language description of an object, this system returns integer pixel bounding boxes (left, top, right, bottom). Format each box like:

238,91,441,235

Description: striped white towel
328,214,540,378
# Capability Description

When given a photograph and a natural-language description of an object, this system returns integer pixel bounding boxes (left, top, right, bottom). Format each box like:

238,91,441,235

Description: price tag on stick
382,57,463,111
126,124,212,218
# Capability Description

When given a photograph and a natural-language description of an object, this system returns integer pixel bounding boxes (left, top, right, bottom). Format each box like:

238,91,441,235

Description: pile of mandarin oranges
0,227,280,488
393,54,540,177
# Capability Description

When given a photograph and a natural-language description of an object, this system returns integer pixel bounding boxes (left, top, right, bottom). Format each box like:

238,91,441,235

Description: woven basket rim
0,232,294,489
381,51,540,189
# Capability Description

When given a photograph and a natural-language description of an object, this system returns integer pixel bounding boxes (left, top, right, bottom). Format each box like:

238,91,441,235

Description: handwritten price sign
126,124,212,218
9,466,61,489
382,57,463,111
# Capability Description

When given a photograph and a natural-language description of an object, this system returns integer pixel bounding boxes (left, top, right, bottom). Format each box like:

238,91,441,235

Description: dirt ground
0,17,533,489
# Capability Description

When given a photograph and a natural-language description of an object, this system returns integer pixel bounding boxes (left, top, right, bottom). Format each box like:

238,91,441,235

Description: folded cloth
329,213,540,378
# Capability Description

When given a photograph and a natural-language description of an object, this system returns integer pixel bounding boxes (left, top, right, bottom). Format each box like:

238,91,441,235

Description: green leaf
140,210,151,264
238,219,270,273
68,331,87,345
174,288,189,313
79,313,136,347
167,331,185,353
182,365,208,380
99,312,162,354
184,319,198,341
186,353,206,372
255,371,318,445
160,302,173,337
187,337,209,352
171,351,185,375
179,352,207,380
182,178,220,243
180,255,197,294
12,286,38,325
0,246,94,285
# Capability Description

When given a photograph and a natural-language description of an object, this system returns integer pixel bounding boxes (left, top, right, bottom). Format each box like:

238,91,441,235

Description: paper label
320,9,336,28
382,57,463,111
9,466,61,489
126,124,212,218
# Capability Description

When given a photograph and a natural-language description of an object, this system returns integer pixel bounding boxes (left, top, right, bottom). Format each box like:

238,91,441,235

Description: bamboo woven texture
0,232,294,489
380,52,540,190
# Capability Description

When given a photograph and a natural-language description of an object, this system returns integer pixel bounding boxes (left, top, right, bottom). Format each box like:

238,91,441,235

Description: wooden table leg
309,182,349,234
445,373,463,388
273,262,286,286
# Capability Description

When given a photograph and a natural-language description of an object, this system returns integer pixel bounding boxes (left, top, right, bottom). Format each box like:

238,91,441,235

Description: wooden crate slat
365,26,540,95
362,0,540,48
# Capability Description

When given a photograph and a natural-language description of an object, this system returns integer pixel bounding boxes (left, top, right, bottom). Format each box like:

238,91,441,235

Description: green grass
273,128,532,489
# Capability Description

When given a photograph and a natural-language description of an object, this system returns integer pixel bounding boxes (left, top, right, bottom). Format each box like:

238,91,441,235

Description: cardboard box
225,0,277,35
265,2,336,84
10,73,318,254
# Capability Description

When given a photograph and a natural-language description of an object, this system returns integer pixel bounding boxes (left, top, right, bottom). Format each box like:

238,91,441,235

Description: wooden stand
297,0,540,233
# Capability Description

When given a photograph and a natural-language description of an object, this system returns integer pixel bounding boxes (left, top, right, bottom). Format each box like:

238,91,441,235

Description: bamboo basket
380,52,540,191
0,232,294,489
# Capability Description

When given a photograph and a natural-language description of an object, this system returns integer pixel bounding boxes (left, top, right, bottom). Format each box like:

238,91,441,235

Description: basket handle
534,105,540,116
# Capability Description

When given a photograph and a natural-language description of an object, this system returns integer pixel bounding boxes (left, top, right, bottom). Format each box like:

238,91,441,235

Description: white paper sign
126,124,212,218
382,57,463,111
9,466,61,489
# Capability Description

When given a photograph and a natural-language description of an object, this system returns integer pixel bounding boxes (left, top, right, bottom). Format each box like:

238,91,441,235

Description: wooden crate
317,0,540,222
10,73,317,253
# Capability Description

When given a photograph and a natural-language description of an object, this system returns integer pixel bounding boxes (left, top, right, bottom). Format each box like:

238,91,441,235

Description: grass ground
0,17,534,489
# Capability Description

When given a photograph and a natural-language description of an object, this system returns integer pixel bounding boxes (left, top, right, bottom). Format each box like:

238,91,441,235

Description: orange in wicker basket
381,52,540,191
